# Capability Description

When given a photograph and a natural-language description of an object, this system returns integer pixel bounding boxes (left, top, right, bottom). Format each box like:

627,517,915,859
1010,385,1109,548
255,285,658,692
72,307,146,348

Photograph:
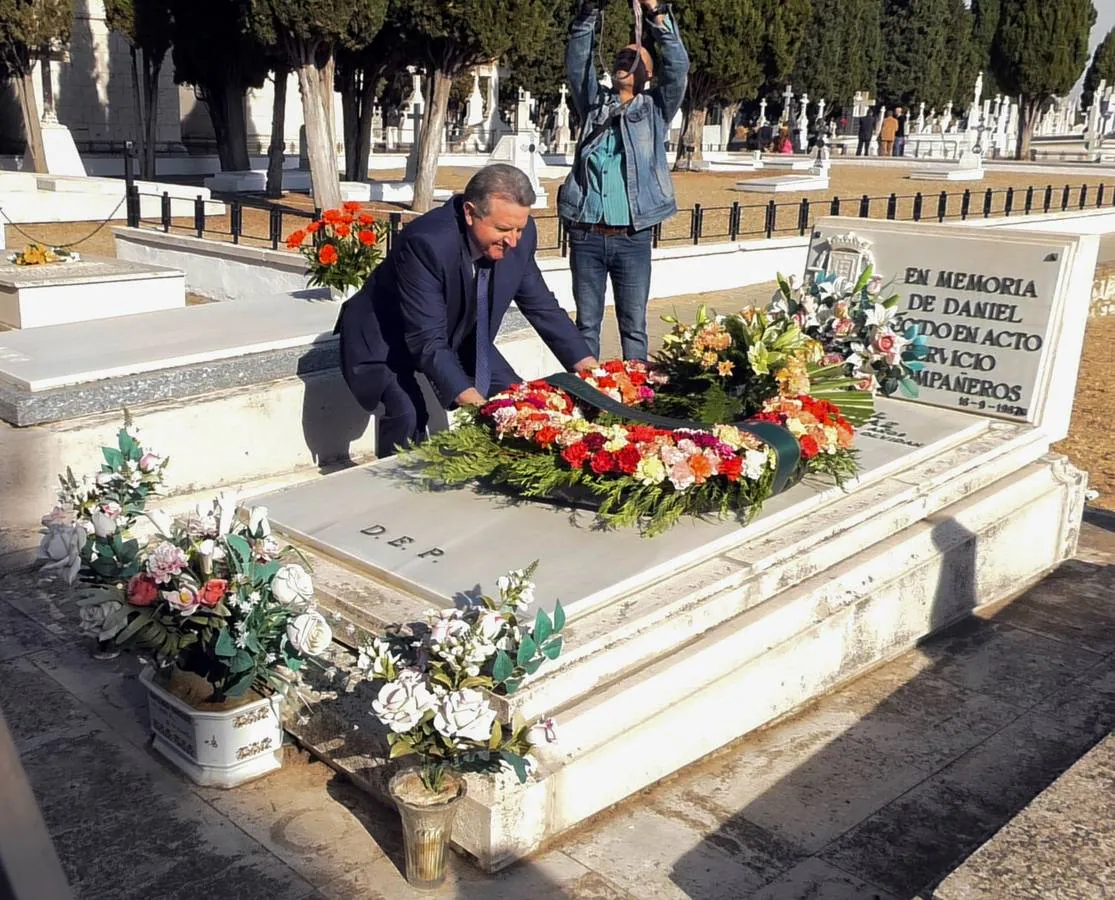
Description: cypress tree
989,0,1096,159
794,0,882,109
877,0,973,109
1082,27,1115,111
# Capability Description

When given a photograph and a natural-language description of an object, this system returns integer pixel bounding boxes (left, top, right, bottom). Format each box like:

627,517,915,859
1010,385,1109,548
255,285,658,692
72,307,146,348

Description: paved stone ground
2,510,1113,900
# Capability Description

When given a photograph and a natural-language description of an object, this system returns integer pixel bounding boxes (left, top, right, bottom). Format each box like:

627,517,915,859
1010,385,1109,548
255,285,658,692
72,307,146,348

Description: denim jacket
559,8,690,232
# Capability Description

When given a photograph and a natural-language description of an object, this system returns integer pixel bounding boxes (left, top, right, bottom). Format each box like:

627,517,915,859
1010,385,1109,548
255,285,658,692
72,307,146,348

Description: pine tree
877,0,973,109
396,0,550,212
248,0,388,210
170,0,271,172
671,0,765,167
104,0,173,179
1082,27,1115,111
989,0,1096,159
0,0,72,172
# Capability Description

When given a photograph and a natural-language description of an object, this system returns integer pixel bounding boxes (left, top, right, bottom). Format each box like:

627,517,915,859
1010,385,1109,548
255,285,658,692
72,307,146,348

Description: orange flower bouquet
285,202,388,298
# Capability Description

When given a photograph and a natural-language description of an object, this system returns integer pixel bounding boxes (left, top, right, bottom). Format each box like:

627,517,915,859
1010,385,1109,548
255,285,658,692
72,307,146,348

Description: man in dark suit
336,164,598,457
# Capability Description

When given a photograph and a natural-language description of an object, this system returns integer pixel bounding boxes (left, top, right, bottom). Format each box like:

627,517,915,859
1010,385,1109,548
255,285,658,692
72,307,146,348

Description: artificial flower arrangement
8,243,80,266
405,267,928,536
38,416,332,704
359,563,564,793
284,201,388,294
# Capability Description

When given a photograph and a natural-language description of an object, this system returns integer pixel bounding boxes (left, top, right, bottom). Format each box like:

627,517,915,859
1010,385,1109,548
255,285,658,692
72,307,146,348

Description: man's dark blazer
336,196,590,409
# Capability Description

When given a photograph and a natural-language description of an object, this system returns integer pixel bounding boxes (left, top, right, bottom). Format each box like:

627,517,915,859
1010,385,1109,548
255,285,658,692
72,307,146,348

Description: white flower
433,688,498,744
743,449,769,481
95,472,116,487
864,303,894,329
248,506,271,538
215,491,239,537
428,609,470,648
90,508,118,540
78,598,125,640
526,718,558,746
272,564,314,607
371,673,435,733
358,638,401,680
286,610,332,656
163,587,199,616
476,611,506,642
38,524,85,585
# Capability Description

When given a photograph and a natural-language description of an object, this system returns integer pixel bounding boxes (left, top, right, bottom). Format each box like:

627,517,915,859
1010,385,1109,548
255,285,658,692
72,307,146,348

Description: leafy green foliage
672,0,765,109
877,0,978,108
794,0,883,107
0,0,72,79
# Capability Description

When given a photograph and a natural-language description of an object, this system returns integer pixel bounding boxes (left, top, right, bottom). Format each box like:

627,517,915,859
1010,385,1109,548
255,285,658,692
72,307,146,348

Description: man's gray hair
463,164,536,216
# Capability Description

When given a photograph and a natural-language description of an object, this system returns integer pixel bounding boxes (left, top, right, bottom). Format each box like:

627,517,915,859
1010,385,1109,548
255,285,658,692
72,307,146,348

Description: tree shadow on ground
665,517,1114,899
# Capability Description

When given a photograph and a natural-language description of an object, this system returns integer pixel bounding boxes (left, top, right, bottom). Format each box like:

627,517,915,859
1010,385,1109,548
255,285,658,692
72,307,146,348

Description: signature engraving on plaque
360,524,444,563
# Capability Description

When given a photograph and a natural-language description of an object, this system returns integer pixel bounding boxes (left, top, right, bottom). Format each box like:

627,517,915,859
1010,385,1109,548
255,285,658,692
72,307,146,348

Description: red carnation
719,456,743,482
590,450,616,475
616,444,642,475
628,371,647,386
627,425,659,444
603,360,625,374
562,442,591,469
595,375,617,389
535,426,560,447
581,433,606,452
799,435,820,459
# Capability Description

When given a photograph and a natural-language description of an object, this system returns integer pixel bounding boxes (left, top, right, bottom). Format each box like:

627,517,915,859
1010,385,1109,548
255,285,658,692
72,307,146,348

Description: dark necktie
474,262,492,398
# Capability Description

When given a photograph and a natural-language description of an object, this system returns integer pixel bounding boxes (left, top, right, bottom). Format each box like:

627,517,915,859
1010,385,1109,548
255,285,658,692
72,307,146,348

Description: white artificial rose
79,598,125,639
526,718,558,747
248,506,271,538
37,524,85,585
162,587,199,616
90,508,118,540
272,564,314,607
215,491,239,537
95,472,115,487
428,609,468,647
371,674,435,733
286,610,332,656
433,688,498,744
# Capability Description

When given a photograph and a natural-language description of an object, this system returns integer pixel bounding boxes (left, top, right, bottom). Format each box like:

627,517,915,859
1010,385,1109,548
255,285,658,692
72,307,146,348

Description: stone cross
758,98,767,128
782,83,793,123
972,71,984,121
409,68,425,116
916,101,926,134
555,85,572,153
817,98,826,126
797,93,809,149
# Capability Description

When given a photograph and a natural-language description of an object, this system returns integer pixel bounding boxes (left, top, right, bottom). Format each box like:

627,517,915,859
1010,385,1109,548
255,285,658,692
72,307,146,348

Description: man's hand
573,356,600,373
455,387,488,407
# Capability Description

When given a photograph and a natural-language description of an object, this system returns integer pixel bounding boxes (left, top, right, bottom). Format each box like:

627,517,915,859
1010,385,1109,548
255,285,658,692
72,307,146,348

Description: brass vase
388,768,466,890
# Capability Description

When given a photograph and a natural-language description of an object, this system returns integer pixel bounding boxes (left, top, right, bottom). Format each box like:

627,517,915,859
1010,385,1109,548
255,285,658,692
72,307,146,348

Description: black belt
568,222,638,237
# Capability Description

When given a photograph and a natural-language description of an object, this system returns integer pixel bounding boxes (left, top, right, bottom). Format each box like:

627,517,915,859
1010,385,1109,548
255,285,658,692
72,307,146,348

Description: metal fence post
194,196,205,238
160,192,171,232
912,192,923,222
886,193,897,220
1061,185,1070,211
1024,186,1034,215
268,207,281,250
231,201,242,244
937,190,947,222
123,140,140,228
1004,187,1014,217
982,188,993,218
1079,184,1088,210
691,204,702,244
830,196,840,216
1044,185,1053,213
729,201,740,241
858,194,870,218
765,200,777,238
961,189,971,220
1098,184,1106,208
389,212,402,250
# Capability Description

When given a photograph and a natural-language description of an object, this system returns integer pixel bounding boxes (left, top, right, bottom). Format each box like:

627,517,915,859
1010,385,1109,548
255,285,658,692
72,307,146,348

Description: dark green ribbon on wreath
544,372,802,495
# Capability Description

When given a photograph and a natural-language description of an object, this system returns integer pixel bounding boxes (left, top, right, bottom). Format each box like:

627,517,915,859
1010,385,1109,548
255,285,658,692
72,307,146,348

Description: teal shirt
582,121,630,227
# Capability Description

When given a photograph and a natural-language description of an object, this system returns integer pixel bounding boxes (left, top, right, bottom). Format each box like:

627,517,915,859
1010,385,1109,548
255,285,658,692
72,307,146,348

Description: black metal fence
121,145,1113,259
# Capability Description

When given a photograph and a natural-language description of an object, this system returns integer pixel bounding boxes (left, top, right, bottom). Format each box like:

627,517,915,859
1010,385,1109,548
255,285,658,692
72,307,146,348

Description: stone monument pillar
555,84,572,154
466,73,484,129
781,84,793,124
757,98,767,128
796,93,809,151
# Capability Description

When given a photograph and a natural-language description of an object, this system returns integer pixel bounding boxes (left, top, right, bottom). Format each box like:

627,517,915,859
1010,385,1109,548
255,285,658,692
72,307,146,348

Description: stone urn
388,768,467,889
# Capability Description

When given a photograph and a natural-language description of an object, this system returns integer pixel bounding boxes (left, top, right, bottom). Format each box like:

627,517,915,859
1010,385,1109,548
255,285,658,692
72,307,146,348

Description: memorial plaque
260,399,986,620
807,218,1093,430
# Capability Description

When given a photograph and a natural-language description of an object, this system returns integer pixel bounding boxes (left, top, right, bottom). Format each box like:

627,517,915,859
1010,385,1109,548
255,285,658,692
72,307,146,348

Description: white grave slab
0,256,185,330
807,217,1099,441
736,174,830,193
204,170,313,193
260,399,986,620
0,294,340,390
759,155,815,171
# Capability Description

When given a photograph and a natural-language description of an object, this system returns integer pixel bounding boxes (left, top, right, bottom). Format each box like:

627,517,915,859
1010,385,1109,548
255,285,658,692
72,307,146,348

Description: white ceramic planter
140,667,284,788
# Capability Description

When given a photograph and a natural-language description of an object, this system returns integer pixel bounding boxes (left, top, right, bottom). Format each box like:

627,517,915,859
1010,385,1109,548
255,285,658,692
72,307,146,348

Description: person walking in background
561,0,690,362
879,109,898,157
895,106,907,157
856,106,877,156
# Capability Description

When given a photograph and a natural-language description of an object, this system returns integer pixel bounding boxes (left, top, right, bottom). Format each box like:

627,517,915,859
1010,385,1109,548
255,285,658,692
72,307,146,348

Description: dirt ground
5,161,1114,508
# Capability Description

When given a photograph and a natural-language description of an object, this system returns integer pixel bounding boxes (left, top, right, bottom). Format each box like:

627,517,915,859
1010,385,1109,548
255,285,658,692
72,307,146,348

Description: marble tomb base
263,399,1086,871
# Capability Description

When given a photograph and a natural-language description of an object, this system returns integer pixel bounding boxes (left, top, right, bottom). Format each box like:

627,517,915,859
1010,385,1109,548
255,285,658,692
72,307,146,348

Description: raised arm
645,4,690,123
566,3,601,119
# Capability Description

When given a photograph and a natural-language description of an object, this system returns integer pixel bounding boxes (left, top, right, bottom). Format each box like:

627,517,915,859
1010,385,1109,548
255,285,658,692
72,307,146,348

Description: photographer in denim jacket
559,0,689,361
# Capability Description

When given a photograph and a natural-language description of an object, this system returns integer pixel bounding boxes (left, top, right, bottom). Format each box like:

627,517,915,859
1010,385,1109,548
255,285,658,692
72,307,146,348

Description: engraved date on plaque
360,524,445,562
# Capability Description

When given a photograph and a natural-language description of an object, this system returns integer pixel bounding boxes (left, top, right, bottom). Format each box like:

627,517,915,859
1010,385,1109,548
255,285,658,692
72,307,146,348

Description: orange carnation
306,221,322,234
358,214,375,226
318,244,339,265
285,229,307,249
688,453,714,484
322,209,341,223
358,229,377,246
335,223,351,238
342,201,361,213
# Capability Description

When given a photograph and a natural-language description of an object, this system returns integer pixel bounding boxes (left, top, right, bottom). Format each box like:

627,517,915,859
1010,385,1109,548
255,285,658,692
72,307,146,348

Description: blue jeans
568,227,653,361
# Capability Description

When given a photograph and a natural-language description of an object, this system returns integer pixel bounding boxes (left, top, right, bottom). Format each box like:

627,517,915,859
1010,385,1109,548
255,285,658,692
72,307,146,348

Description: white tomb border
257,216,1098,870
